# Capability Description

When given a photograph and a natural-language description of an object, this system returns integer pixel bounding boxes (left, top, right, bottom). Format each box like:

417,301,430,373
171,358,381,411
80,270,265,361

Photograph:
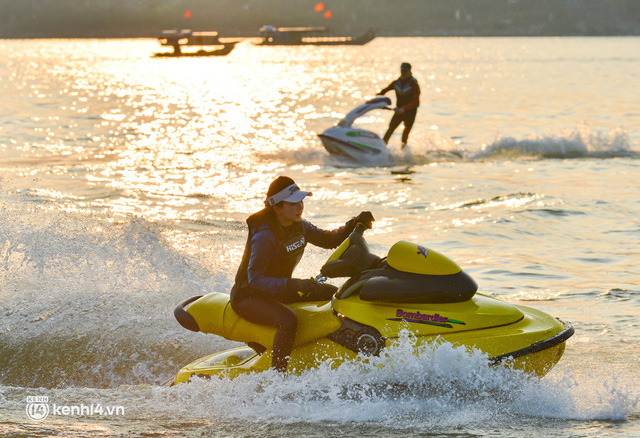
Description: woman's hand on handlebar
286,278,337,301
287,278,322,297
355,211,375,229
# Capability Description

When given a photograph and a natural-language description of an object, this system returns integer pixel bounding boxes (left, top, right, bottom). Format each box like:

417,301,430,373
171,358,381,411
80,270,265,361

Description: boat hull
153,42,237,57
256,28,375,46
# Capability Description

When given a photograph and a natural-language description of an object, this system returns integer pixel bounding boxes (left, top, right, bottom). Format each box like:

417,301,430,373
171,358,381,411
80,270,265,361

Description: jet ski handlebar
338,97,393,128
354,222,367,235
320,223,382,278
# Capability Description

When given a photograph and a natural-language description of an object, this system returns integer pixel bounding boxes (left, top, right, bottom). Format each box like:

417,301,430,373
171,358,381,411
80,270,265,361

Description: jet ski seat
356,241,477,303
357,262,477,303
327,239,478,304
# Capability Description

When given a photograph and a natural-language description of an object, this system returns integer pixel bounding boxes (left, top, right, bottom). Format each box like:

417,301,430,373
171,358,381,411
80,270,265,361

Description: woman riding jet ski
172,188,573,385
222,176,374,373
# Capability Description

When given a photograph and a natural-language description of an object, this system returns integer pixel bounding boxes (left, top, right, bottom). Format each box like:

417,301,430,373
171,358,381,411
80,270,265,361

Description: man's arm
303,219,356,249
377,81,395,96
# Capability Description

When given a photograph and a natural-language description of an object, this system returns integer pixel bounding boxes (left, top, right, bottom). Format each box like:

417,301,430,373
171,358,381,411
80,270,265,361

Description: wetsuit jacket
231,208,356,300
379,76,421,111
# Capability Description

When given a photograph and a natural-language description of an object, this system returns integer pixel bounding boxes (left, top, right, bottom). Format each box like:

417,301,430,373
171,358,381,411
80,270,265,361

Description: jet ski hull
319,131,386,161
174,338,358,384
171,293,572,385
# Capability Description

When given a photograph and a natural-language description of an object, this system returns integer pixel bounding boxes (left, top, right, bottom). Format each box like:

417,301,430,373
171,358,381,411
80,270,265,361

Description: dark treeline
1,0,639,38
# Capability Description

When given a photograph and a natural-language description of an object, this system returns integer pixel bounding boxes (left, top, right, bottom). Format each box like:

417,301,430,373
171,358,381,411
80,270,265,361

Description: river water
0,37,639,437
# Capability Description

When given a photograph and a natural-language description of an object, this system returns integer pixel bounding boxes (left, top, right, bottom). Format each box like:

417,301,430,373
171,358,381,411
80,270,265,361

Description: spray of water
119,330,639,427
475,125,634,160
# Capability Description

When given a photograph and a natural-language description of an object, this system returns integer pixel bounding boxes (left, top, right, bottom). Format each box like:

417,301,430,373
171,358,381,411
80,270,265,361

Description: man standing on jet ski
230,176,374,373
378,62,421,149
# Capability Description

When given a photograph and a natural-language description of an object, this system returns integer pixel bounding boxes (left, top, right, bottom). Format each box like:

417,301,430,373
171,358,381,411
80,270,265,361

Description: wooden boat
255,26,375,46
154,29,239,57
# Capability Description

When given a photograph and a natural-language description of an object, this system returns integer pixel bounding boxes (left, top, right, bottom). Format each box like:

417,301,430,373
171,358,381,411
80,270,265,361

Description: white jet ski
318,96,392,161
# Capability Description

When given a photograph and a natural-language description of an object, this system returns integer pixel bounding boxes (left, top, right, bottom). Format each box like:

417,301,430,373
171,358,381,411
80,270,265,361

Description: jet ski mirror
321,223,382,278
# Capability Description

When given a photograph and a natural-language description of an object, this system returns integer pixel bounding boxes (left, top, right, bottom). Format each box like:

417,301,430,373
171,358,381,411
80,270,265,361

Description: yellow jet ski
171,225,573,385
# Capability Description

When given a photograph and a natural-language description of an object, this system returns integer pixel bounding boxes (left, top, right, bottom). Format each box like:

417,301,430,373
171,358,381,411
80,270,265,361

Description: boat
154,29,238,57
170,224,573,385
318,96,392,160
255,26,375,46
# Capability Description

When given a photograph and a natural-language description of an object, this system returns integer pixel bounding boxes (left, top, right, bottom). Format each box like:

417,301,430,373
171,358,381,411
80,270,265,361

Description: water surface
1,37,639,437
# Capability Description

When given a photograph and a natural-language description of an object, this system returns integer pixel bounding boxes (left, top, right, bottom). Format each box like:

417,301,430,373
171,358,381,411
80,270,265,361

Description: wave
256,130,465,168
473,125,637,160
3,330,636,433
0,188,235,388
263,125,637,168
143,332,638,426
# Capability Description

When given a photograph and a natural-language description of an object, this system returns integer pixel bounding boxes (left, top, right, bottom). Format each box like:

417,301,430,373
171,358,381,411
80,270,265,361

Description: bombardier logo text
387,308,466,329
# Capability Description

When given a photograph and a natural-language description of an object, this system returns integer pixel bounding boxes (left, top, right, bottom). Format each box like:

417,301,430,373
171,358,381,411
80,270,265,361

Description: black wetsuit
230,208,355,372
379,76,421,144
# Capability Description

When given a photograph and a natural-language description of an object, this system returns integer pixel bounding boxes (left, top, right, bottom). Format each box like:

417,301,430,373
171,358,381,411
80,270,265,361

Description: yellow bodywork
174,292,350,384
186,292,340,349
173,291,569,385
174,339,357,384
333,291,567,376
387,241,462,275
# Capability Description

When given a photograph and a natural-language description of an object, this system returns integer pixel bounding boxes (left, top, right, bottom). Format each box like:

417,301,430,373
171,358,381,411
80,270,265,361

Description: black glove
287,278,322,299
354,211,375,229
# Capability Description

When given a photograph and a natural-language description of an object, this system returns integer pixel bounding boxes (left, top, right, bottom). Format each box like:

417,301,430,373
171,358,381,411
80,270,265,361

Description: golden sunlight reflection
509,289,564,301
451,216,486,227
16,419,114,437
367,217,396,236
6,39,564,246
433,193,542,211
